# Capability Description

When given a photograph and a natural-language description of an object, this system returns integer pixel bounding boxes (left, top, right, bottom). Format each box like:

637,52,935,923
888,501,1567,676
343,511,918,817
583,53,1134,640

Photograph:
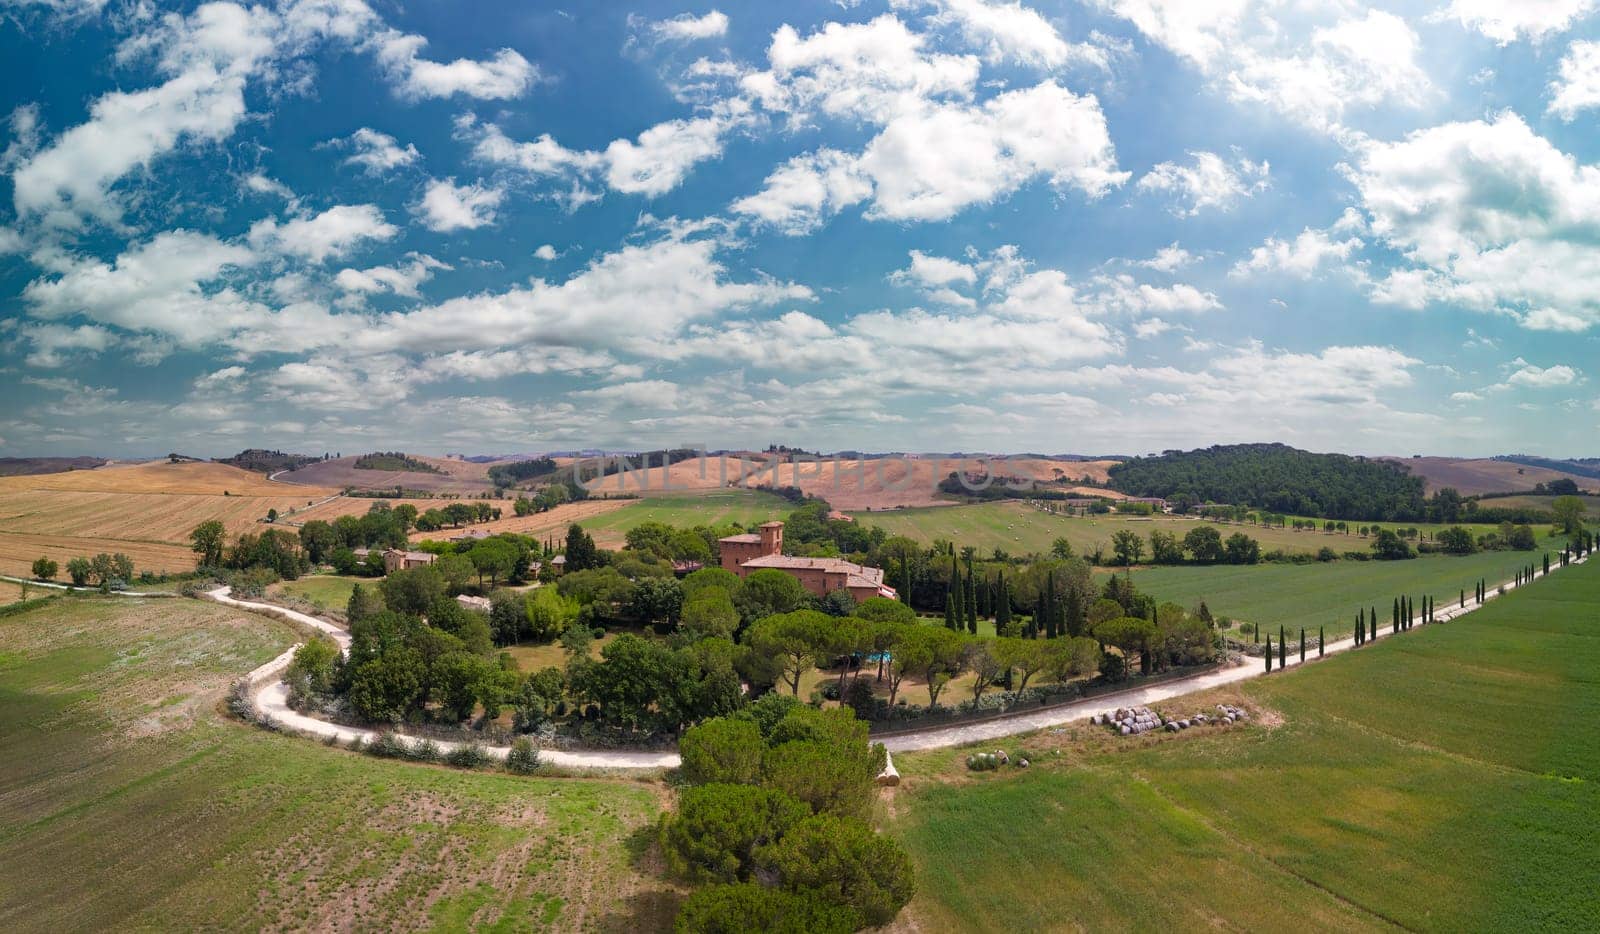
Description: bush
224,565,280,598
446,741,489,769
506,736,541,774
409,739,443,763
966,752,1002,771
367,732,409,758
227,680,256,722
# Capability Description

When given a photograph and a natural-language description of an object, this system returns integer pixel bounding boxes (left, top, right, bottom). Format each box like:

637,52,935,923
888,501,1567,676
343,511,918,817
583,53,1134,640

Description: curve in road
211,552,1589,767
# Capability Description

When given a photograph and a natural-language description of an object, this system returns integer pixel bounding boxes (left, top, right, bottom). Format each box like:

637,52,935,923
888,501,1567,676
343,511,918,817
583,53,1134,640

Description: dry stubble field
0,462,336,577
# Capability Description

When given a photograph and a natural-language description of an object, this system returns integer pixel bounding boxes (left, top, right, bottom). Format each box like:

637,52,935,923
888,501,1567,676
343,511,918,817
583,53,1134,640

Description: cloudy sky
1,0,1598,458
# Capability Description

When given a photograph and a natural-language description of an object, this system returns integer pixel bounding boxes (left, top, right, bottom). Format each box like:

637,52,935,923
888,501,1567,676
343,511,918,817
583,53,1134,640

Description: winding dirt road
211,551,1590,767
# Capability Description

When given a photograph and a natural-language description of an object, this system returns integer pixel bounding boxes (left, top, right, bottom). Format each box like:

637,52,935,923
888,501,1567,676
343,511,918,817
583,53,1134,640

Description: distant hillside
1494,455,1600,482
215,449,320,474
0,456,107,477
353,452,444,474
1381,456,1600,496
274,453,495,494
1108,443,1425,520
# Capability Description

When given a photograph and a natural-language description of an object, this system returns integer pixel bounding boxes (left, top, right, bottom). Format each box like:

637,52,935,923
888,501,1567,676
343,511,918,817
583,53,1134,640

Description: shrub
506,736,541,774
367,732,409,758
227,680,256,722
966,752,1001,771
409,739,442,763
446,741,489,769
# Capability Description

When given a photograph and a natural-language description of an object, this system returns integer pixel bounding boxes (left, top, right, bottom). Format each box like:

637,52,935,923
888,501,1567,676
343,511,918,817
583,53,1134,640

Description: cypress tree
944,590,957,630
1393,598,1400,633
1319,626,1324,656
1278,634,1286,668
1544,554,1550,576
1042,571,1056,640
1369,611,1376,642
1266,636,1272,672
1460,589,1465,609
963,564,977,634
995,573,1013,635
1300,628,1306,663
1064,582,1082,638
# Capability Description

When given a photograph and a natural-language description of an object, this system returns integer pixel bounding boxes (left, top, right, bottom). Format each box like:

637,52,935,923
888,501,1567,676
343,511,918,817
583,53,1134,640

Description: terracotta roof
384,548,436,561
739,554,886,589
718,533,762,543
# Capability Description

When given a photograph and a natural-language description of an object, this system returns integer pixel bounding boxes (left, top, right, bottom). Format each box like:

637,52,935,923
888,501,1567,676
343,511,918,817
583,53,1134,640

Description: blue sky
1,0,1598,459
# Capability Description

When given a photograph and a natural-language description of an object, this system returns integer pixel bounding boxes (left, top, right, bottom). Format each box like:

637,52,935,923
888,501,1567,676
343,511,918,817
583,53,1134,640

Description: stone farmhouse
384,548,437,573
719,521,896,602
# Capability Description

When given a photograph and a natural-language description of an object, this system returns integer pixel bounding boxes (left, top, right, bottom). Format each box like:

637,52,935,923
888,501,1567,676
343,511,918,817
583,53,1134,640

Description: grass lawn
504,631,618,671
580,490,794,547
0,596,677,930
886,559,1600,932
1120,540,1568,639
269,573,370,614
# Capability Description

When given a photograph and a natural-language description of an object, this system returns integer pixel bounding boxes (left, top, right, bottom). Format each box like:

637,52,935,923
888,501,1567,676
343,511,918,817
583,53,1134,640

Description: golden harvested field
0,490,322,542
408,499,630,544
0,460,336,497
0,461,335,579
580,455,1120,510
0,580,25,604
0,531,195,577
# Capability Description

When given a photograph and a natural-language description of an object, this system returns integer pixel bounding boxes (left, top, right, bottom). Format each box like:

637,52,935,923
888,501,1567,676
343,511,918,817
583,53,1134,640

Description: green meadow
888,558,1600,932
0,596,674,931
1122,544,1567,639
862,500,1349,557
270,573,367,613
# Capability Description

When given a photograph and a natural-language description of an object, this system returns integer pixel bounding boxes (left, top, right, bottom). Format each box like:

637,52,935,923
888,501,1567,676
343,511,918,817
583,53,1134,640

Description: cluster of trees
486,456,559,488
1427,522,1540,556
663,705,914,932
509,477,588,515
191,520,309,580
1108,443,1428,520
290,574,512,724
1111,526,1261,567
30,552,132,588
352,452,443,473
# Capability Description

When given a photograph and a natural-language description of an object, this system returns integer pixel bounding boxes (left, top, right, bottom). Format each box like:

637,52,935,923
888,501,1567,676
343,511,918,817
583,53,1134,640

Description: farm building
382,548,437,573
718,521,895,602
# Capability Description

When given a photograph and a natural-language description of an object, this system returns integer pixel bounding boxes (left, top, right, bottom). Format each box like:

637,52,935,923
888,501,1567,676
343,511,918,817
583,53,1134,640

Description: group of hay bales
1093,703,1249,736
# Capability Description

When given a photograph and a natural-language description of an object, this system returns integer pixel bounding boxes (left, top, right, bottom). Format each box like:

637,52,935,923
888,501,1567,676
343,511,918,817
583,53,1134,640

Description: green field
864,500,1354,557
889,559,1600,931
582,490,793,545
0,596,675,930
270,573,368,612
1123,542,1567,638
